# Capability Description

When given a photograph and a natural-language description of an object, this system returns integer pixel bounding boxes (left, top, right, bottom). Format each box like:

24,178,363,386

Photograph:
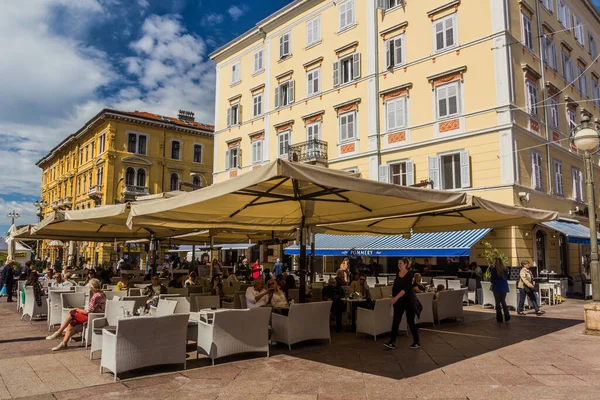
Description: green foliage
482,241,509,267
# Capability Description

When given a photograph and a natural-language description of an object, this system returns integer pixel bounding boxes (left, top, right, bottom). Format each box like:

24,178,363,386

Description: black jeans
5,282,13,302
390,302,419,345
493,292,510,322
517,288,539,313
331,300,344,333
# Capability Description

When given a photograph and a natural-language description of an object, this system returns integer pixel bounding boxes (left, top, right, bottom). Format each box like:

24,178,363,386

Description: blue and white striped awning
541,220,599,244
284,229,492,257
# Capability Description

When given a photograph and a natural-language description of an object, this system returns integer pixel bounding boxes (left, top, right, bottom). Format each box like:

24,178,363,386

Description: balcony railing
287,139,328,165
88,185,103,199
122,185,150,196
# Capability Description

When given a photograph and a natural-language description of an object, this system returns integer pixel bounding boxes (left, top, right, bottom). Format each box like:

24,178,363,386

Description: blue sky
0,0,292,235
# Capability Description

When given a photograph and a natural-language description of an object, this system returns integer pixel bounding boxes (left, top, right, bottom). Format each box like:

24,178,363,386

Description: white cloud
201,13,224,26
137,0,150,9
0,198,39,229
228,5,247,21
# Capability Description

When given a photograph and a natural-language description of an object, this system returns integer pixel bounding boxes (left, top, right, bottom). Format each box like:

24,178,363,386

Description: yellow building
210,0,600,276
36,108,214,266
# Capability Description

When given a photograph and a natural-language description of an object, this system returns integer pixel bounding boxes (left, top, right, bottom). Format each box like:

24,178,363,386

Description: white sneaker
46,331,63,340
52,342,67,351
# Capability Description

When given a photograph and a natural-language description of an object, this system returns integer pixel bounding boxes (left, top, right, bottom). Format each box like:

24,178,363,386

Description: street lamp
570,113,600,334
7,210,19,225
33,200,47,222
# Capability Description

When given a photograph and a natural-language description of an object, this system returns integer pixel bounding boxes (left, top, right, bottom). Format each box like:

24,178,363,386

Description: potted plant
481,242,508,281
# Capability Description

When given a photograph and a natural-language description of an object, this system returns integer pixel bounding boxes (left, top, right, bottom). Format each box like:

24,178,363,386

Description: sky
0,0,292,235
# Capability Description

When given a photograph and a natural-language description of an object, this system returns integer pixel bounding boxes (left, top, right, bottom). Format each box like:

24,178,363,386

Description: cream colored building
37,108,214,266
210,0,600,276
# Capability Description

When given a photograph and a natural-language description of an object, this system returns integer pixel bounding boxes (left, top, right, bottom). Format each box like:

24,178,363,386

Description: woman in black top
385,257,420,350
412,273,426,293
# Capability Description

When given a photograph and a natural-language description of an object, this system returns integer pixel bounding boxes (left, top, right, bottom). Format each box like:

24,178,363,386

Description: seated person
210,275,225,297
22,271,43,308
335,269,348,287
434,284,445,300
322,278,346,333
266,279,288,309
143,275,168,307
284,274,297,300
263,268,272,284
84,270,96,286
51,273,72,288
168,274,185,288
349,274,371,298
412,273,426,293
184,271,199,287
115,274,133,291
245,278,272,309
226,270,238,286
159,268,171,279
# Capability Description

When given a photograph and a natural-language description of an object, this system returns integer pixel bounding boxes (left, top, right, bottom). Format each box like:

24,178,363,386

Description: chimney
178,110,195,122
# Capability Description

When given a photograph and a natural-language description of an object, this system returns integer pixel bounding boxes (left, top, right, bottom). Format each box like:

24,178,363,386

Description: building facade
36,108,214,266
210,0,600,276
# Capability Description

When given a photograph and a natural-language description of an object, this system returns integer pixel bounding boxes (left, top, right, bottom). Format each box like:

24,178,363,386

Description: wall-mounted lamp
518,192,530,204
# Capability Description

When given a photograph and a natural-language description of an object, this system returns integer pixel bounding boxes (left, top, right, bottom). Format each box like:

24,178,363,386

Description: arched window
170,173,179,191
125,167,135,186
136,168,146,187
535,230,546,270
192,175,201,186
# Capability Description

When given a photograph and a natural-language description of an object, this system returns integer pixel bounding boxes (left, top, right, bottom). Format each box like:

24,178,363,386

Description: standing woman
490,258,511,323
339,257,350,283
385,257,420,350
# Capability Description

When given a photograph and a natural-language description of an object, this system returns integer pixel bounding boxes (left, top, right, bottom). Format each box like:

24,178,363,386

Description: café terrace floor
0,297,599,400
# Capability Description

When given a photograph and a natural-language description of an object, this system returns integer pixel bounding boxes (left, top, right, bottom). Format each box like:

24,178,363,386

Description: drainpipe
161,131,166,192
535,0,553,194
374,2,382,174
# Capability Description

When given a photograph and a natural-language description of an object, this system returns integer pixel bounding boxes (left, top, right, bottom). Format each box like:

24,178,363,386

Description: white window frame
306,122,321,142
553,160,564,196
226,146,240,170
388,160,414,186
589,34,598,59
253,93,263,118
432,14,457,53
525,79,539,117
543,36,558,70
435,151,470,190
306,16,321,47
541,0,554,12
578,65,589,97
96,167,104,187
253,50,264,74
231,62,241,85
381,0,403,12
531,150,544,191
227,103,241,127
385,96,407,132
251,139,264,164
558,1,571,29
306,68,321,97
278,131,290,158
170,140,181,161
193,143,203,164
562,51,574,83
338,0,355,32
385,34,405,69
548,96,559,129
521,13,534,51
567,108,577,131
592,78,600,107
98,133,106,154
274,80,295,109
435,81,461,120
279,32,291,59
339,110,357,143
334,52,361,86
572,167,584,202
573,15,585,46
127,132,149,155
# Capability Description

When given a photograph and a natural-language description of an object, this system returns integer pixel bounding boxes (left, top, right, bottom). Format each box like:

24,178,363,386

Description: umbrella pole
310,231,315,284
299,218,307,303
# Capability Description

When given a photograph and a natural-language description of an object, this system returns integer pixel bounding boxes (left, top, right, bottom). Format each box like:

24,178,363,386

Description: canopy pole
310,230,315,284
299,217,306,303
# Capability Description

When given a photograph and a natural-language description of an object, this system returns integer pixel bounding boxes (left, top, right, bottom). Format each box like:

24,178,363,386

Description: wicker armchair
271,301,332,350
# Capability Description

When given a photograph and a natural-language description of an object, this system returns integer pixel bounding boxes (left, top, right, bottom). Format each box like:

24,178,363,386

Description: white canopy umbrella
6,224,17,260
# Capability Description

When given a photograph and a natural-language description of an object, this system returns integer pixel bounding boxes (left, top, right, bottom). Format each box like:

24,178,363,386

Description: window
136,168,146,187
127,133,147,155
531,150,544,191
91,143,95,159
125,167,135,186
578,65,589,97
386,96,407,132
562,51,574,83
589,35,598,59
253,50,263,74
279,33,291,59
252,93,263,118
171,140,181,160
307,68,320,97
554,160,564,196
339,111,357,142
307,122,320,142
433,14,457,53
573,15,585,46
385,34,405,69
389,161,414,186
306,17,321,46
436,82,460,120
96,167,103,187
274,80,295,108
557,1,571,29
192,175,201,186
77,177,81,194
231,62,241,84
521,13,534,50
592,78,600,107
339,0,355,32
98,133,106,154
85,146,89,162
567,108,577,131
193,144,202,163
227,104,241,127
548,97,559,129
572,167,584,202
333,53,361,86
170,173,179,191
378,0,403,11
543,36,558,70
278,131,290,158
525,79,539,117
251,139,263,164
428,151,470,190
226,146,240,170
541,0,553,12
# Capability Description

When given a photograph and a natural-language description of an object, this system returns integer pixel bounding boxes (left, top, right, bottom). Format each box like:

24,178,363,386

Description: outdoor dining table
342,297,368,332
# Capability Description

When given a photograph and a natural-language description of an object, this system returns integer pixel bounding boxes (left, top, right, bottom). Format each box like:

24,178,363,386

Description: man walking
1,259,16,302
517,260,545,316
273,258,283,277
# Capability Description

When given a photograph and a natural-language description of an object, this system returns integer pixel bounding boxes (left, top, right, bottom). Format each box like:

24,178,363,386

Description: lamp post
33,200,47,222
7,210,19,225
570,113,600,334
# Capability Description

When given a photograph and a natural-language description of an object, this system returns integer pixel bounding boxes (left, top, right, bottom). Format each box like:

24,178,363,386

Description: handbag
0,285,6,296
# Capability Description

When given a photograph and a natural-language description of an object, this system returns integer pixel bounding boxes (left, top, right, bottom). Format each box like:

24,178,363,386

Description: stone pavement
1,297,599,400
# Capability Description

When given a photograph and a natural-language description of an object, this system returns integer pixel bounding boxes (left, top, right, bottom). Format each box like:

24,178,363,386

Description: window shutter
225,150,230,170
238,148,242,168
333,61,340,87
460,150,471,188
226,107,231,127
386,40,393,69
378,165,389,183
353,52,361,80
288,80,295,104
406,160,414,186
237,105,242,125
274,86,280,109
531,153,538,189
279,36,284,58
395,37,403,65
377,0,385,9
428,156,440,190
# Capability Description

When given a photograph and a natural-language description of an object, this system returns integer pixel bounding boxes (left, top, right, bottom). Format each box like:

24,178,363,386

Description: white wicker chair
47,289,72,330
169,297,191,314
433,289,466,323
356,299,406,341
271,301,332,350
370,287,383,300
150,299,178,316
103,291,121,301
128,288,142,296
61,293,86,321
120,296,147,312
416,292,435,325
100,313,189,381
193,295,220,311
17,281,26,312
196,308,271,365
506,281,518,310
90,300,136,359
432,279,447,289
480,282,495,308
381,286,392,298
21,287,48,321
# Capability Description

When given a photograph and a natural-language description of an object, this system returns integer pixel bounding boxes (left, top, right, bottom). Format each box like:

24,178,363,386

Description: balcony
88,185,103,200
60,197,72,209
122,185,150,198
287,139,328,166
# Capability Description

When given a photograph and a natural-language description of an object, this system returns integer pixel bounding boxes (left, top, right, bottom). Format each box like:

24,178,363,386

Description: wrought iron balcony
122,185,150,197
88,185,103,199
287,139,328,165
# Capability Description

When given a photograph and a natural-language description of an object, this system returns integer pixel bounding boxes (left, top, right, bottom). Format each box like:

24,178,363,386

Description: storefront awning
541,220,600,244
167,243,256,252
220,243,256,251
284,229,491,257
